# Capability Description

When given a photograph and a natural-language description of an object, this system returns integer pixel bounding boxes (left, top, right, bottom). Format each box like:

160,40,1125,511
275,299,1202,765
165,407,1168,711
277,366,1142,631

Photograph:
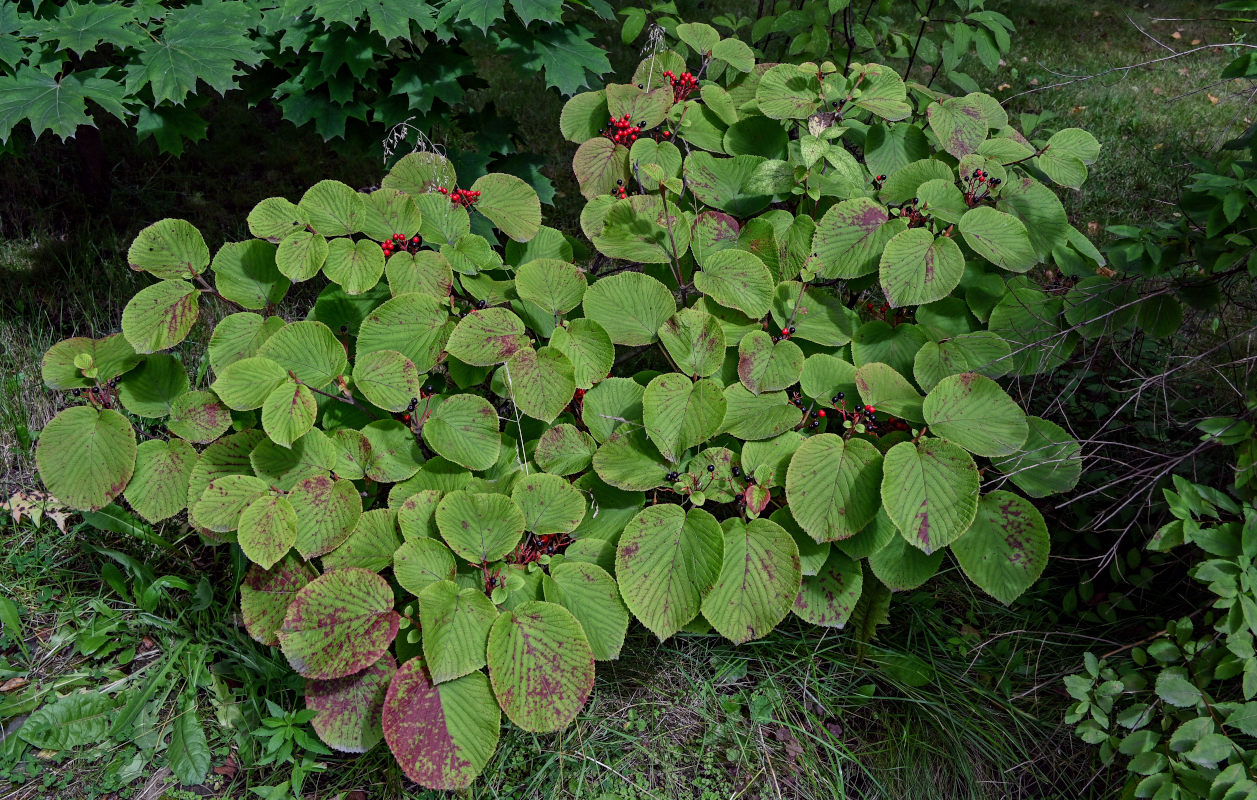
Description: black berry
706,464,715,472
731,466,741,477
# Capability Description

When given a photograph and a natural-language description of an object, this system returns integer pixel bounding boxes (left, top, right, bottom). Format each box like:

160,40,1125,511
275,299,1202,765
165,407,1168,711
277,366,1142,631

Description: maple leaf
38,2,145,57
504,24,610,95
125,1,263,105
0,66,130,141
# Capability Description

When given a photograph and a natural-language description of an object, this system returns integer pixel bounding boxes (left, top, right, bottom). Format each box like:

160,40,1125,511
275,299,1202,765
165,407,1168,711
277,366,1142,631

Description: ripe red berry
817,410,826,418
780,328,789,337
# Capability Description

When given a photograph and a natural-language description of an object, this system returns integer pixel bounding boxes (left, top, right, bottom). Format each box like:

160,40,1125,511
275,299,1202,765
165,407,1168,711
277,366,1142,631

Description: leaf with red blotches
382,657,500,790
278,567,399,679
486,601,594,732
308,654,397,752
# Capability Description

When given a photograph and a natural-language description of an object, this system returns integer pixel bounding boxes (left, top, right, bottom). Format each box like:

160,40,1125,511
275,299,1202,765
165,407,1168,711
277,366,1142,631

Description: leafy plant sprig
33,24,1098,788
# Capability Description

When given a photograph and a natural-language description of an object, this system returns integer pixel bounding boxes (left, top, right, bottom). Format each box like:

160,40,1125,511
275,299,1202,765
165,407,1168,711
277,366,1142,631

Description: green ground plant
16,17,1127,788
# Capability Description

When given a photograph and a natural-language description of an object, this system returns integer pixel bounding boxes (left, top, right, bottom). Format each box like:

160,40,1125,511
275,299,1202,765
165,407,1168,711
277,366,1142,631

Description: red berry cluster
604,114,646,146
381,233,422,257
662,70,699,102
436,186,480,207
613,179,629,200
864,300,910,327
963,168,1000,206
571,387,586,413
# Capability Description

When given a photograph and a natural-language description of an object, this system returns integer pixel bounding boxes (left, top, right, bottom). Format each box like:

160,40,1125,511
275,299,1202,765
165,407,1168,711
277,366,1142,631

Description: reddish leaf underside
382,658,500,790
307,654,397,753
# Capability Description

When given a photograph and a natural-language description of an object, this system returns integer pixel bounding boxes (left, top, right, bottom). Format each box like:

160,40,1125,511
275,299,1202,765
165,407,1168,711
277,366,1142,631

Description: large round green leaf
582,272,676,346
276,231,329,282
356,292,450,372
207,312,283,372
261,381,317,449
591,427,670,490
850,62,911,120
238,493,298,570
504,346,575,423
511,473,586,534
582,377,645,443
693,249,773,318
801,353,859,408
445,307,529,366
470,172,541,242
186,430,265,529
116,353,189,417
240,554,317,647
41,334,139,390
737,331,803,395
251,429,336,490
913,331,1012,392
643,374,726,462
922,373,1028,457
514,259,586,316
701,518,801,643
560,89,608,143
37,406,137,511
323,238,386,295
420,580,499,683
987,287,1073,375
721,384,803,441
951,491,1050,605
755,63,819,119
868,534,945,590
658,308,726,378
257,320,347,390
436,490,525,563
360,420,424,483
549,318,614,389
486,601,594,732
879,228,964,307
386,251,453,299
278,567,399,680
353,350,422,413
573,137,630,200
785,434,883,542
248,197,308,242
193,473,268,532
853,362,924,423
591,195,690,263
307,654,396,754
771,282,857,347
851,320,928,377
421,394,501,471
684,152,772,217
535,424,599,476
121,279,199,354
382,658,500,791
881,438,979,554
544,562,629,661
316,489,386,549
211,356,288,411
615,504,724,641
793,548,862,628
127,218,209,279
927,97,988,158
124,438,196,522
212,240,290,310
959,207,1036,272
289,475,362,558
395,538,457,597
360,188,422,242
991,416,1082,498
299,180,365,237
813,198,902,279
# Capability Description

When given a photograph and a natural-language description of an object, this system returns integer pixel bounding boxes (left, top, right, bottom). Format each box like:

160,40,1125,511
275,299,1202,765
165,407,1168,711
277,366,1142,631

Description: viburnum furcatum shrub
35,26,1097,789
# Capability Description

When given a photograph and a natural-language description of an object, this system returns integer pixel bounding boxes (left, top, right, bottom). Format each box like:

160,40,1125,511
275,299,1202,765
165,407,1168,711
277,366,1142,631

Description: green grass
0,2,1243,797
994,0,1248,230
